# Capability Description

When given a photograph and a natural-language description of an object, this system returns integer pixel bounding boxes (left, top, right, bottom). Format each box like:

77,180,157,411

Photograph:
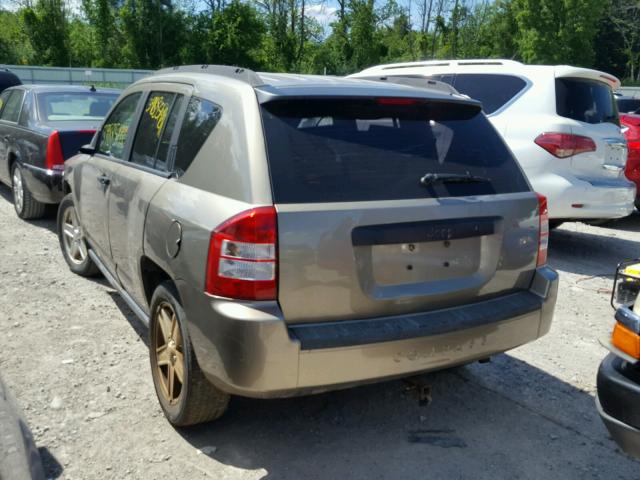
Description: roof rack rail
154,64,264,87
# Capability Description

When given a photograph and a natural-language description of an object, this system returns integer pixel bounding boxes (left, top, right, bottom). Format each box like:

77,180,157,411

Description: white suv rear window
556,78,619,125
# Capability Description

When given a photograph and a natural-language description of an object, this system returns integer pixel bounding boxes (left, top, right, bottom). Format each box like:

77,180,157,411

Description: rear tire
149,282,230,426
12,164,45,219
57,193,100,277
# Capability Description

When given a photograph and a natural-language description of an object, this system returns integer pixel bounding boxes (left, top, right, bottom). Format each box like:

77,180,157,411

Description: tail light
534,133,596,158
45,130,65,171
536,193,549,267
205,207,277,300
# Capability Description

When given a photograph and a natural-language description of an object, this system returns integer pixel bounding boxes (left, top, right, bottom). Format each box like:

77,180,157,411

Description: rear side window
173,97,221,176
616,98,640,114
0,90,11,115
556,78,619,125
260,99,530,204
131,92,184,171
0,90,24,123
431,74,526,114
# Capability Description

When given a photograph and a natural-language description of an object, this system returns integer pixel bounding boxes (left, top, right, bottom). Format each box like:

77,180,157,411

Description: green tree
207,0,265,68
512,0,605,65
22,0,70,66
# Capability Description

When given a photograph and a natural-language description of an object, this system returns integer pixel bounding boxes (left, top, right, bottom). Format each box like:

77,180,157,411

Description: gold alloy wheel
154,302,184,405
61,206,88,265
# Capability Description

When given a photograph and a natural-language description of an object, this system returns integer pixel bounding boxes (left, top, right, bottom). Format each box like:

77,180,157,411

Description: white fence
1,65,152,88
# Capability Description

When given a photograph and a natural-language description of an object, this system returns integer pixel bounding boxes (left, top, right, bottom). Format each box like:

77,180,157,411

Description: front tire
57,193,99,276
12,163,45,219
149,282,229,426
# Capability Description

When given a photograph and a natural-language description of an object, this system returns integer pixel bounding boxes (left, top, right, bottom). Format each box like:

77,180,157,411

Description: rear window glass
431,74,527,114
616,98,640,114
556,78,619,125
37,92,118,121
260,99,529,204
173,97,221,176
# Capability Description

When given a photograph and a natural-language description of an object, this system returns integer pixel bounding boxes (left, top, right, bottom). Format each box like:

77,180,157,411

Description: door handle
602,164,623,172
97,174,111,186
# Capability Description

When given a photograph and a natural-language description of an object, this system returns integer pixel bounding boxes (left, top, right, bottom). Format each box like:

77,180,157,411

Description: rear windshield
37,92,119,121
430,74,527,114
556,78,619,125
617,98,640,114
260,99,530,204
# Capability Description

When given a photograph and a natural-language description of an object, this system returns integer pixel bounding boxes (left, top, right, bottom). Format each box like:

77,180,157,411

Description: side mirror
79,144,95,155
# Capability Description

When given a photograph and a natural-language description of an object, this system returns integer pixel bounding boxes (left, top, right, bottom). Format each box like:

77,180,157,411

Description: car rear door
107,85,190,306
259,96,541,324
76,92,143,270
555,77,628,180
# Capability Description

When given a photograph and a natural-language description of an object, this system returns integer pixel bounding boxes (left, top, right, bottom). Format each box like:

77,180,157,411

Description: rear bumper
21,163,64,204
534,173,635,220
180,266,558,398
597,353,640,458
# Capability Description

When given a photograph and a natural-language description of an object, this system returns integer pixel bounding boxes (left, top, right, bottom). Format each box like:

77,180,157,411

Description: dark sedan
0,85,120,219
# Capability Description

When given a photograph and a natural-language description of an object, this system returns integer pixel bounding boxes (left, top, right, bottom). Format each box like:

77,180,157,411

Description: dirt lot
1,184,639,479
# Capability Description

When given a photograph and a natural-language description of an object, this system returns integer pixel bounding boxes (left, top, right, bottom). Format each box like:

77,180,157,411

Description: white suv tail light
205,207,277,300
534,132,596,158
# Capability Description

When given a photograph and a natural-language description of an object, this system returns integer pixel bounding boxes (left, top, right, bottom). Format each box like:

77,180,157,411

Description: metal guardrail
1,65,152,88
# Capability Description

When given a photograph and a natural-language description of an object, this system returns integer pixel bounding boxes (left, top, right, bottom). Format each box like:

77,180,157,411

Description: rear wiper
420,173,491,187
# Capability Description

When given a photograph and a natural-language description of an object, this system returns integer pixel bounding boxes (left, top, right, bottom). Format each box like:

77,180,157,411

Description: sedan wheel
11,164,45,219
12,167,24,213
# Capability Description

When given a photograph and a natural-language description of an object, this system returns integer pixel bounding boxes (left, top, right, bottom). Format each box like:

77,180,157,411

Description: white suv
352,60,636,222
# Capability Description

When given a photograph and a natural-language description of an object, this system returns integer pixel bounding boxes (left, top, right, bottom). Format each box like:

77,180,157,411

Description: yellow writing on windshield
146,96,169,138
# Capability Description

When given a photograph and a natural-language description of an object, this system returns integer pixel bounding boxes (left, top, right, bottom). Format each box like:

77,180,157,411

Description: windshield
37,92,119,122
260,98,529,204
556,78,619,125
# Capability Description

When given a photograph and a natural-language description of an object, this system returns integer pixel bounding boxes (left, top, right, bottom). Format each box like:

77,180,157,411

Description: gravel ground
1,183,640,479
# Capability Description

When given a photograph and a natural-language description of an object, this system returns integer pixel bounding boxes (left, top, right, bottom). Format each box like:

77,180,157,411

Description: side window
450,74,527,115
97,93,142,159
0,90,24,123
130,92,184,171
18,92,32,126
173,97,221,176
0,90,10,115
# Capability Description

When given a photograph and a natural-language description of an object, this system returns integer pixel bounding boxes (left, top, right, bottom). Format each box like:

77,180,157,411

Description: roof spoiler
357,75,460,96
155,64,264,87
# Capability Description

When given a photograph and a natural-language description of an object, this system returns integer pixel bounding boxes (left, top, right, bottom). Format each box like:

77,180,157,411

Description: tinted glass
174,97,221,176
617,98,640,114
0,90,24,122
432,74,526,114
18,92,34,126
98,93,141,159
0,90,11,115
556,78,619,125
37,92,118,122
260,99,529,204
155,95,184,172
131,92,182,170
